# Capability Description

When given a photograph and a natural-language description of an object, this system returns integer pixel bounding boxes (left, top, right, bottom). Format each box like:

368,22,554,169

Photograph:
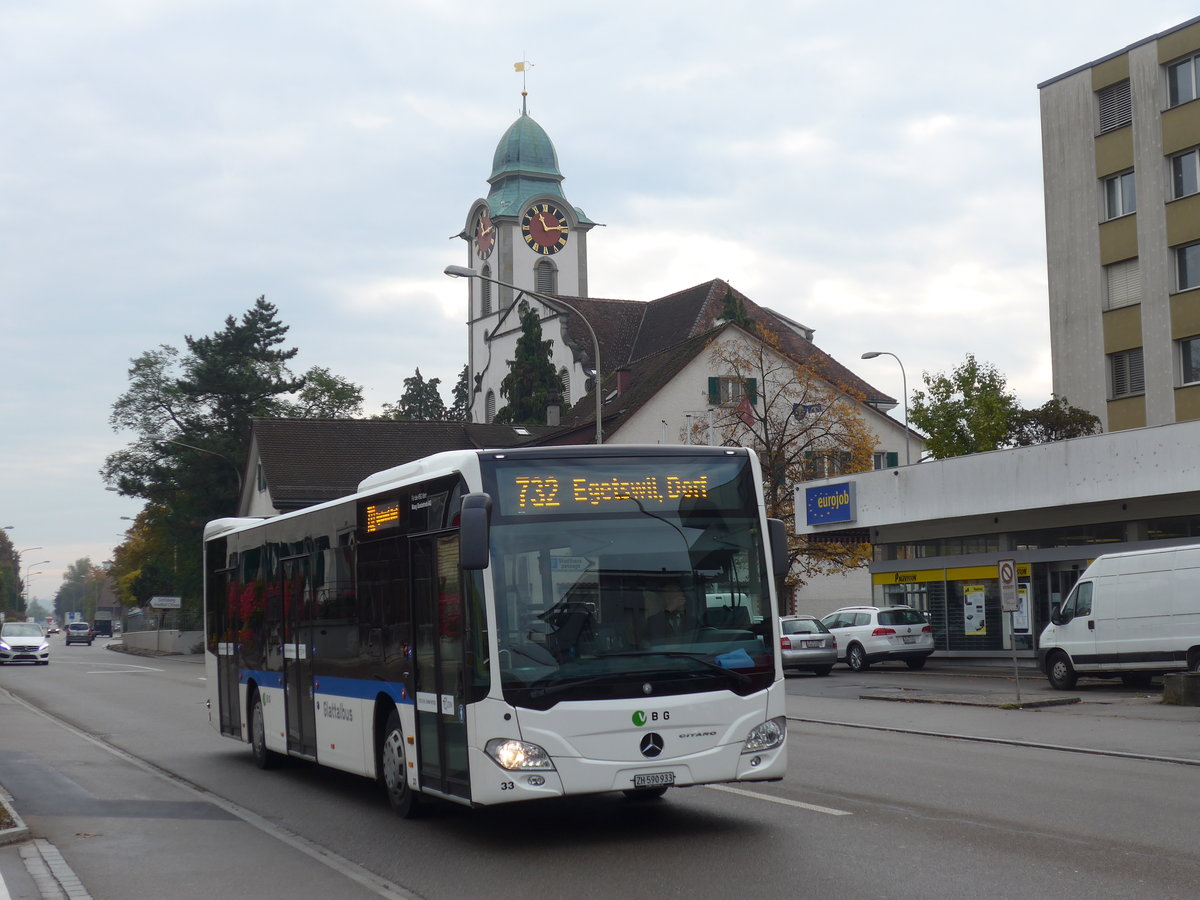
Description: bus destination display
364,499,401,533
510,474,709,511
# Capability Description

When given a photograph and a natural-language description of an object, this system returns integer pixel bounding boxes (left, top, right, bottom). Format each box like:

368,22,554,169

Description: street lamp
445,264,603,444
861,351,910,466
151,436,243,494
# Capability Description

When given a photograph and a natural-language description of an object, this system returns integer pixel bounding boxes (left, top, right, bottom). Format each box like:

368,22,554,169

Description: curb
0,787,30,847
858,692,1082,710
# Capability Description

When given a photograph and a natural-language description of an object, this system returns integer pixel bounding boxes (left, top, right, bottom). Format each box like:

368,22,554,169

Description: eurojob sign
805,482,856,526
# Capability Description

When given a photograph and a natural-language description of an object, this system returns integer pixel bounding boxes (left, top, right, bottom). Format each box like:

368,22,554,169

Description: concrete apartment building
1040,16,1200,429
795,17,1200,657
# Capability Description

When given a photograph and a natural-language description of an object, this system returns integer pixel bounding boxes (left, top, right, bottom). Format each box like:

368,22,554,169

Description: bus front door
282,554,317,759
411,533,471,802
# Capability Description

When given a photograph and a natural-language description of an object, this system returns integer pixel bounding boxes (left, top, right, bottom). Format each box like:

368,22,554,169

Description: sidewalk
789,658,1200,766
0,685,406,900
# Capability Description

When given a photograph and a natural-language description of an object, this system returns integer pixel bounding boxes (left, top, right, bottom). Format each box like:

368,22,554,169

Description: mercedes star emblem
640,732,664,758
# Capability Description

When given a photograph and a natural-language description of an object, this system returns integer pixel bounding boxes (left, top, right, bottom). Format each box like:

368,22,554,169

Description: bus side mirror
767,518,789,578
460,493,492,570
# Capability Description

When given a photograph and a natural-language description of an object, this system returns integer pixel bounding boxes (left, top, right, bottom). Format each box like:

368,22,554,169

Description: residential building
1040,16,1200,430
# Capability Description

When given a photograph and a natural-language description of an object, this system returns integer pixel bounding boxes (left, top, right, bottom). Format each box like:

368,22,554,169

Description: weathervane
514,55,534,110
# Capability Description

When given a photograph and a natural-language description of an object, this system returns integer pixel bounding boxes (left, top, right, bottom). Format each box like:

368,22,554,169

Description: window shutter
707,377,720,405
1097,80,1131,133
1110,349,1145,398
1104,258,1140,310
1111,353,1128,396
886,452,899,468
745,378,758,405
1128,349,1144,394
535,260,557,294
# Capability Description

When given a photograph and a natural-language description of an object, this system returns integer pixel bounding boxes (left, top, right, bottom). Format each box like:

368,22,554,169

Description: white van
1038,543,1200,689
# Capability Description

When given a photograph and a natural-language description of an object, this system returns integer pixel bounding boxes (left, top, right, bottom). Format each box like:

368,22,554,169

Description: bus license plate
633,772,675,788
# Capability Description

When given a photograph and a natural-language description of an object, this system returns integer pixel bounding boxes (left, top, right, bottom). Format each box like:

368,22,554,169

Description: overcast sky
3,1,1196,604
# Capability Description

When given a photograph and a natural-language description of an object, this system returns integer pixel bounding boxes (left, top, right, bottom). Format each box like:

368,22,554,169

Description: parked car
820,606,934,671
779,615,837,676
0,621,50,665
65,622,96,646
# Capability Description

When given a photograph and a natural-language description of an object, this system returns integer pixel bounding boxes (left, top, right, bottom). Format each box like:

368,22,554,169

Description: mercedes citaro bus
204,445,789,817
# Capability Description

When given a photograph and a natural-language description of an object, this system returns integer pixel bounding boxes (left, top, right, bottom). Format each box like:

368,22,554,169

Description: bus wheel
1047,652,1077,691
250,690,279,770
623,787,668,801
381,710,421,818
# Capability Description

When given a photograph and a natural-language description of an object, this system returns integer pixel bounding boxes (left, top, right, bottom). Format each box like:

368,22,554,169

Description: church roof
489,113,562,183
485,107,595,224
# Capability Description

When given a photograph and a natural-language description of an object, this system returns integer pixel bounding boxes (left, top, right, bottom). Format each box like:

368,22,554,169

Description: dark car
779,615,837,676
65,622,96,645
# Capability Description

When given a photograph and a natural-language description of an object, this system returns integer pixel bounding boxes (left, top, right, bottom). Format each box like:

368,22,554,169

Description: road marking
792,716,1200,768
84,663,165,675
2,689,418,900
706,784,852,815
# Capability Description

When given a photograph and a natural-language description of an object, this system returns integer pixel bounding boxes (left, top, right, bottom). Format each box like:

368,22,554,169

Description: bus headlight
486,738,556,771
741,716,786,753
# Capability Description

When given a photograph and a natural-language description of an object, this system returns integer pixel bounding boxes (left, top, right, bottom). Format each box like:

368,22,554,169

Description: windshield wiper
596,650,754,685
525,672,625,699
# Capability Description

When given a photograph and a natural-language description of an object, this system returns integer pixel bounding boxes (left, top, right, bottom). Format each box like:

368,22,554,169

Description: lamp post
445,264,603,444
22,561,50,606
151,436,243,494
861,351,910,466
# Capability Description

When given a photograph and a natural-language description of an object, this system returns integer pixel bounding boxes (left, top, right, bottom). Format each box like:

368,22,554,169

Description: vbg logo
632,710,647,726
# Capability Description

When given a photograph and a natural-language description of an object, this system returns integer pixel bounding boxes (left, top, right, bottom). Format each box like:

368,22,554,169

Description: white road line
706,783,852,815
3,689,417,900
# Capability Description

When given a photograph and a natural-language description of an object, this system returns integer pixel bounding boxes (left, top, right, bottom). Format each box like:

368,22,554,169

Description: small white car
0,621,51,665
820,606,934,671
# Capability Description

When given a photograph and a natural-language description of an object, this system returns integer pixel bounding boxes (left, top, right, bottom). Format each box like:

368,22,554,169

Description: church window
535,259,558,295
485,389,496,423
481,265,493,315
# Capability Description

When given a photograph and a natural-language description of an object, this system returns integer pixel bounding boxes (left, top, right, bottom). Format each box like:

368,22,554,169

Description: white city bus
204,445,789,816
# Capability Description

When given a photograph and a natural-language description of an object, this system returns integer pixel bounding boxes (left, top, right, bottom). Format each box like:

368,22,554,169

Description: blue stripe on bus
238,669,413,706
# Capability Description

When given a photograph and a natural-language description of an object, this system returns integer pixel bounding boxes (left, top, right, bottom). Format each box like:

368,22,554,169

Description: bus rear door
282,553,317,758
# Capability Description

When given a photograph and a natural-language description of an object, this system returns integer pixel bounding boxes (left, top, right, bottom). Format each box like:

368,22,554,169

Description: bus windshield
484,453,775,709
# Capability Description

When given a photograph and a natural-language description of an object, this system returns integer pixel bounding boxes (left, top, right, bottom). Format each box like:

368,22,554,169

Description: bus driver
645,579,698,642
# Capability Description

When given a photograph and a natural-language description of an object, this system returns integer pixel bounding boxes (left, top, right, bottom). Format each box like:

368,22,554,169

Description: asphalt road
2,642,1199,899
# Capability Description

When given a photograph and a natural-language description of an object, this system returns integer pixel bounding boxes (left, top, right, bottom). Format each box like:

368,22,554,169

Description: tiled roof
251,418,555,510
545,279,894,440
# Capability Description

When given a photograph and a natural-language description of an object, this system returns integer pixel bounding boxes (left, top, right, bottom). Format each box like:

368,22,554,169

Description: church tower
457,92,597,424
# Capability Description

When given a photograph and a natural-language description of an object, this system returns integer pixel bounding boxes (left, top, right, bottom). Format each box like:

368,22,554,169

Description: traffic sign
150,595,182,609
998,558,1019,612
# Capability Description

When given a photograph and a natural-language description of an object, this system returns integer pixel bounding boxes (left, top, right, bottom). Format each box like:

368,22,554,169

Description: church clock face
473,209,495,259
520,201,569,255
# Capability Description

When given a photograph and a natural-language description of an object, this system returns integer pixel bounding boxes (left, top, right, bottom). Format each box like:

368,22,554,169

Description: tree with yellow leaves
699,325,877,602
